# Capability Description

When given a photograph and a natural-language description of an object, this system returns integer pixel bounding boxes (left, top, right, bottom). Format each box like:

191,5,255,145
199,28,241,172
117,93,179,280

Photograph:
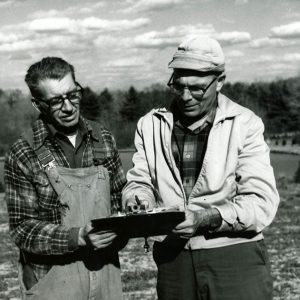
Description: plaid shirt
171,112,215,199
4,116,126,279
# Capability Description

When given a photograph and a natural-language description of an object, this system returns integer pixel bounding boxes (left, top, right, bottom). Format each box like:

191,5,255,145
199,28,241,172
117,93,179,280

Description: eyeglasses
33,82,84,110
168,74,218,99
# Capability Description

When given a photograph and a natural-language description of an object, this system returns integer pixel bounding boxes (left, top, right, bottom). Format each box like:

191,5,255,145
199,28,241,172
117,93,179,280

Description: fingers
172,229,192,239
174,210,195,230
83,222,93,235
88,231,117,249
173,220,194,238
172,227,194,239
79,223,118,249
126,199,138,207
172,211,198,238
174,219,190,230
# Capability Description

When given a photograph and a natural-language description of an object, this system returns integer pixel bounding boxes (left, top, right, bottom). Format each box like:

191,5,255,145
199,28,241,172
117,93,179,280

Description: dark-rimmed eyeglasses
167,74,218,99
33,82,84,110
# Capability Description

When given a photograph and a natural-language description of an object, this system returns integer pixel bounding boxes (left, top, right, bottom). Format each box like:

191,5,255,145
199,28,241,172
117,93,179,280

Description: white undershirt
65,132,78,147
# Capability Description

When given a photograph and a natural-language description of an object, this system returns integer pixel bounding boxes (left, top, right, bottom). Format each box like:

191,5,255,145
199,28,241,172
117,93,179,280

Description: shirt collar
154,93,243,127
174,104,217,132
47,118,88,138
31,115,97,150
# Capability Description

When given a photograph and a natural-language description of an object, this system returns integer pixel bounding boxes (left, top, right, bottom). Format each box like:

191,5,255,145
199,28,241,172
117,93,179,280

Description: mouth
184,104,199,110
60,112,77,121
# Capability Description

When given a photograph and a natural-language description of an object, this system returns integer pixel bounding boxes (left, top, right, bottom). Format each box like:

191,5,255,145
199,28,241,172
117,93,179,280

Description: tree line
0,76,300,156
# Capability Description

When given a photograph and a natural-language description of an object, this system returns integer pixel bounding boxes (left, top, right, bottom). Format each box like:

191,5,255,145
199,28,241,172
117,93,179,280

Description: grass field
0,180,299,300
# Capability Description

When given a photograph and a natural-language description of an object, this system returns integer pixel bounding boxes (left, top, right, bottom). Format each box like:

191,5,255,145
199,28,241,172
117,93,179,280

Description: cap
168,37,225,73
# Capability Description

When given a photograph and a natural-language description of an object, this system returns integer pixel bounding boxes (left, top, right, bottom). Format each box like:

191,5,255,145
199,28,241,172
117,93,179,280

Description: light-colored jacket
122,94,279,249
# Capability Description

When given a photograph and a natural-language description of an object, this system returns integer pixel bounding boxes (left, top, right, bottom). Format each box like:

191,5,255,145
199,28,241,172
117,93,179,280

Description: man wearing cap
122,37,279,300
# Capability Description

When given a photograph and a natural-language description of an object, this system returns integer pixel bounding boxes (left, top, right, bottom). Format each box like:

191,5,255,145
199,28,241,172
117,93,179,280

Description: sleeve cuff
68,227,80,251
213,203,238,232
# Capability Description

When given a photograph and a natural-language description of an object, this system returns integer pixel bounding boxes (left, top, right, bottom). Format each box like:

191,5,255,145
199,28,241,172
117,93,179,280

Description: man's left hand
172,209,211,239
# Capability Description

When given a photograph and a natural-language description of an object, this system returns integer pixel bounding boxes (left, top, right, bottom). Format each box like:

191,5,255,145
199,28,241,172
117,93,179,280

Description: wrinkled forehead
35,73,76,99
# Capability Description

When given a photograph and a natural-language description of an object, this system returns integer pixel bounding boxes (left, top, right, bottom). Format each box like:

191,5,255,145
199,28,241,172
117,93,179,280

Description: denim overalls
19,130,123,300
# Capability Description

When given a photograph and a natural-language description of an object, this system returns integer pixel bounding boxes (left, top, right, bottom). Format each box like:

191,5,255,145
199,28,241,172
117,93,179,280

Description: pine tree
99,88,113,113
98,88,114,124
119,86,142,122
80,86,101,121
266,82,290,133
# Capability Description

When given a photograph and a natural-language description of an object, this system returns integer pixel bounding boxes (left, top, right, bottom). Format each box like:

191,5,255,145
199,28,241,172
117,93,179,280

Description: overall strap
23,120,108,168
22,128,56,170
87,120,108,166
35,147,56,169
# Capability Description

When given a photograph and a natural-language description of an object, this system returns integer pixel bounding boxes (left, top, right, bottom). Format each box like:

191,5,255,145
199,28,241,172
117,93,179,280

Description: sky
0,0,300,92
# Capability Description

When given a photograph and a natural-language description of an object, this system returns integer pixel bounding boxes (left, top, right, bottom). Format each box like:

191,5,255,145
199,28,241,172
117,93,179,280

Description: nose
61,98,74,111
181,88,192,102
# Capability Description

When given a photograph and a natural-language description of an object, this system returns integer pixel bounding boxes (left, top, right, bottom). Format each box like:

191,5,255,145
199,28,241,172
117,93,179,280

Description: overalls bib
19,134,123,300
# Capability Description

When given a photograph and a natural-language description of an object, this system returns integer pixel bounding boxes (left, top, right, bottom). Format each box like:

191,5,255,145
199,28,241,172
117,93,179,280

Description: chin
64,119,79,127
57,117,80,133
183,111,203,119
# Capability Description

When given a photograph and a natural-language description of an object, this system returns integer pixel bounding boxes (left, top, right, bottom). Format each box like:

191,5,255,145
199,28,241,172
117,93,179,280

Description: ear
216,73,226,92
31,98,41,113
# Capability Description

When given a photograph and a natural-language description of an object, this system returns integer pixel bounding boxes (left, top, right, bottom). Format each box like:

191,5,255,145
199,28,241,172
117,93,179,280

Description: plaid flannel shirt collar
31,115,99,151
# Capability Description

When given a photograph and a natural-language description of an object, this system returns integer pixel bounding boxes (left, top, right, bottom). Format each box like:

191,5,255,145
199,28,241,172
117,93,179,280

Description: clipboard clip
125,196,151,252
125,196,147,215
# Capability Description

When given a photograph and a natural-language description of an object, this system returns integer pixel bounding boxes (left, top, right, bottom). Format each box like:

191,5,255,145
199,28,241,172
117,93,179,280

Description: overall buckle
37,150,56,170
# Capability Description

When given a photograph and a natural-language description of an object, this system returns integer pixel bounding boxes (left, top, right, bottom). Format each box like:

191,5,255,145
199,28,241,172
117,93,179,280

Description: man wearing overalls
4,57,126,300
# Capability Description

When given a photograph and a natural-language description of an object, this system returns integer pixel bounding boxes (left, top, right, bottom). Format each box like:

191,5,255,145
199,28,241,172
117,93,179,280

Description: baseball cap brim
168,55,225,73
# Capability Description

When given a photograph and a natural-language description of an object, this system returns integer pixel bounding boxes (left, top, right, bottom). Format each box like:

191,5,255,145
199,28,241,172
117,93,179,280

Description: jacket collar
213,93,242,125
153,93,242,126
31,115,97,151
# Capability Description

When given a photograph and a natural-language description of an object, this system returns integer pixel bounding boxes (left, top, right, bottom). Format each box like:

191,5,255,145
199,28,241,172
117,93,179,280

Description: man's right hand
78,223,117,249
125,195,153,212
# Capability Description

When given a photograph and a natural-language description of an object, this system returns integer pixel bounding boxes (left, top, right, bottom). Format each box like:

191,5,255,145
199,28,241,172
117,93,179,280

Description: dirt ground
0,182,299,300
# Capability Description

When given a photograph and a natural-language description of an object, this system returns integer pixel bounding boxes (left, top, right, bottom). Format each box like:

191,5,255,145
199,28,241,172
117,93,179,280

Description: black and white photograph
0,0,299,299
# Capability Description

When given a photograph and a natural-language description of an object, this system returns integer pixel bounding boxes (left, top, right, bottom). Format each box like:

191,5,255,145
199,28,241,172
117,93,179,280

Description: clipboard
91,210,185,238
